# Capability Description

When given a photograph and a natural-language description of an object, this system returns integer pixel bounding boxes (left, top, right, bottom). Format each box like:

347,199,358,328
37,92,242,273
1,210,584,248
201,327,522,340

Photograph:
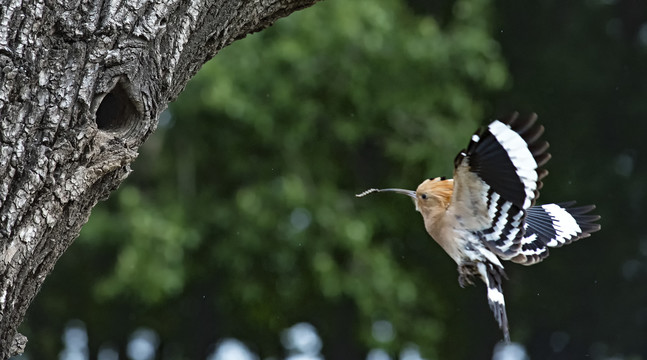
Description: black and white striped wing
514,202,601,265
451,113,550,259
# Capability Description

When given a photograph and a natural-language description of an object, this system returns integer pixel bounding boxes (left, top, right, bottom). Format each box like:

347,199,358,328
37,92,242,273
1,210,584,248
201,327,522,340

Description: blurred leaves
26,0,510,358
22,0,647,356
81,186,200,303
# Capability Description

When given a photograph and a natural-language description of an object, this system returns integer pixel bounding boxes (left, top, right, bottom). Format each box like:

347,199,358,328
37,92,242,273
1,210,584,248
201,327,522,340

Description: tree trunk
0,0,318,357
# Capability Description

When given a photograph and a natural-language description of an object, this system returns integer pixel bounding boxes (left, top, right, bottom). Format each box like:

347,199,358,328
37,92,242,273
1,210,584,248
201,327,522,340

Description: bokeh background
16,0,647,358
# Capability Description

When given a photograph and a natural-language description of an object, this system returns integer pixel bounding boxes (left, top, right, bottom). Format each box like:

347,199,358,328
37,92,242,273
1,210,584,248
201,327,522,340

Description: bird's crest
417,177,454,209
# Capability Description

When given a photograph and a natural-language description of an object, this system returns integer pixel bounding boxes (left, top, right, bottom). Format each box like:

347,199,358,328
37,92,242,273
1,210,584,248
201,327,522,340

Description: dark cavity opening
95,82,137,132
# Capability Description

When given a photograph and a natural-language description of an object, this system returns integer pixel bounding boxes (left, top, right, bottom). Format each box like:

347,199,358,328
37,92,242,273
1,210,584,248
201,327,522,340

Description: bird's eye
421,194,428,199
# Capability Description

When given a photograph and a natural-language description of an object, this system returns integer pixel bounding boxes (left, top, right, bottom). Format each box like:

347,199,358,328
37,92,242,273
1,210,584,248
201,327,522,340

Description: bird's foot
458,262,479,288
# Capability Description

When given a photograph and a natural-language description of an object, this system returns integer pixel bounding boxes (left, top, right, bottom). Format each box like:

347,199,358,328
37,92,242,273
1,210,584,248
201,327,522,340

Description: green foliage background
20,0,647,359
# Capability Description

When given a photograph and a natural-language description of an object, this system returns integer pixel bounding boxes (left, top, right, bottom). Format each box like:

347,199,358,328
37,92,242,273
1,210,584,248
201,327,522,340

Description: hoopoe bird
356,113,600,342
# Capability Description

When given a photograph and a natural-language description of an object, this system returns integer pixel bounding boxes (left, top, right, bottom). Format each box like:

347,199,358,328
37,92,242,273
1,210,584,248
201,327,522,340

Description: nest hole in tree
95,81,138,133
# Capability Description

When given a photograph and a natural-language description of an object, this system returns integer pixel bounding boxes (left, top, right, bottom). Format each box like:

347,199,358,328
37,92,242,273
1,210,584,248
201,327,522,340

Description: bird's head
356,177,454,218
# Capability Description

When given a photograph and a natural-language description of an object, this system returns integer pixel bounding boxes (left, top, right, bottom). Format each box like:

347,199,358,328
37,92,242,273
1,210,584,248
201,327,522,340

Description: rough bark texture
0,0,318,357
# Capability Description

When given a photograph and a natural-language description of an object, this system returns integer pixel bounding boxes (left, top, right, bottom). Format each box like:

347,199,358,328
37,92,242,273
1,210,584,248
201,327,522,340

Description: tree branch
0,0,319,357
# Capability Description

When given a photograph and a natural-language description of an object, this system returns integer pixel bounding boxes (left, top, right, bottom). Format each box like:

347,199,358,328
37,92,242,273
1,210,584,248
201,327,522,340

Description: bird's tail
477,262,510,343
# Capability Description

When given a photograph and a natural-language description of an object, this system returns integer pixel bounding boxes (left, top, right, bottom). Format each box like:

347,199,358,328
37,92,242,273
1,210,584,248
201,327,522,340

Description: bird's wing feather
513,202,601,265
449,113,550,259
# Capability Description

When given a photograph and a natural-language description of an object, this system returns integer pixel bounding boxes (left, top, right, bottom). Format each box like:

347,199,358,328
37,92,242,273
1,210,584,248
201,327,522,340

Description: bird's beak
356,188,416,199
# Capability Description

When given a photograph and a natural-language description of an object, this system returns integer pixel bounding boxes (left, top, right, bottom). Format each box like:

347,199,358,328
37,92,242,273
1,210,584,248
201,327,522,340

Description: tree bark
0,0,318,357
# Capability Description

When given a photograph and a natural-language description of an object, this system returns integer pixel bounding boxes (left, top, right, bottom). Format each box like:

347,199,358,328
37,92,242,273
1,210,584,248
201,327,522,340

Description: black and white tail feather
452,113,600,342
